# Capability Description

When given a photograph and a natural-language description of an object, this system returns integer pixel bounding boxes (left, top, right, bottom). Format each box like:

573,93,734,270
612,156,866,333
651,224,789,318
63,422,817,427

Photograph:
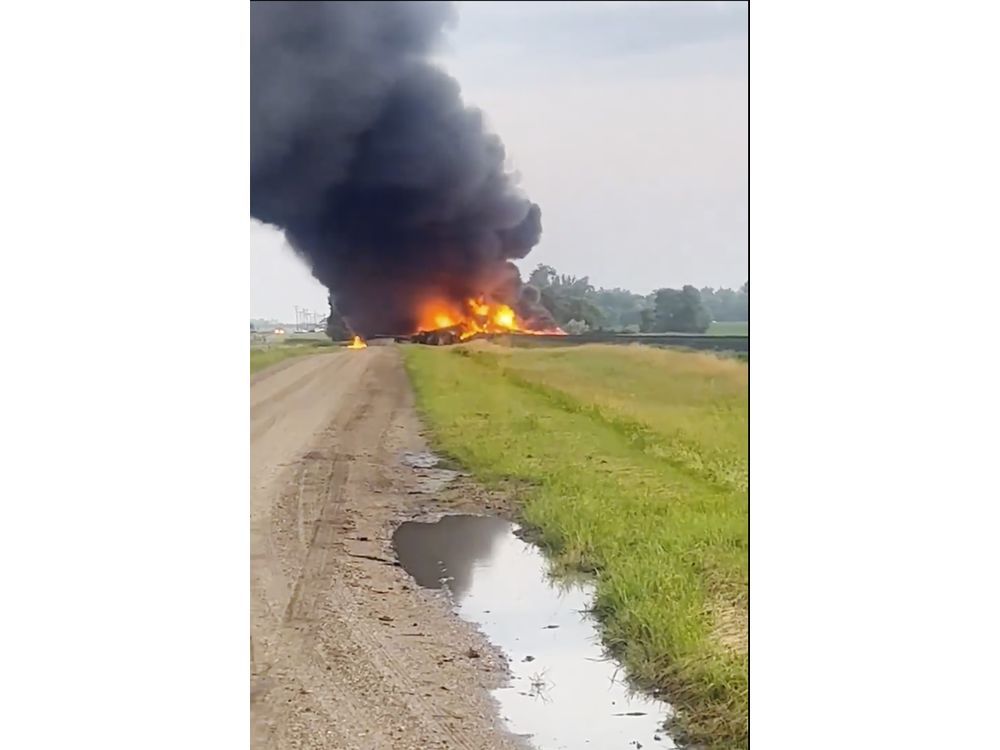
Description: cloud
448,1,747,62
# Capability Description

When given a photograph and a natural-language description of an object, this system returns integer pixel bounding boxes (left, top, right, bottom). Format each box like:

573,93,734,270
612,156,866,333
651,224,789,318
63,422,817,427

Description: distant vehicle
273,328,286,335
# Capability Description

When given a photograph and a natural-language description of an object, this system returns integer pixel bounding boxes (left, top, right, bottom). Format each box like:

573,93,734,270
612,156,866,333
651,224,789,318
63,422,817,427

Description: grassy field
707,321,748,335
249,340,335,374
403,342,748,747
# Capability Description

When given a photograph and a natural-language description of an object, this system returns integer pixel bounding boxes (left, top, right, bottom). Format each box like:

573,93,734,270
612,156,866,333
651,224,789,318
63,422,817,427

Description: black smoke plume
251,1,554,336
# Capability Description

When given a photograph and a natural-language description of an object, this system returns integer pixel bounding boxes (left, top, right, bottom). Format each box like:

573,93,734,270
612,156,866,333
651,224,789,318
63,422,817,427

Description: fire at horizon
415,297,565,341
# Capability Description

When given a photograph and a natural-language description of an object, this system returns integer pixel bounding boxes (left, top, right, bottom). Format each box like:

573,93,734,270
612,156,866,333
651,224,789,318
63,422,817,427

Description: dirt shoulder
250,345,524,750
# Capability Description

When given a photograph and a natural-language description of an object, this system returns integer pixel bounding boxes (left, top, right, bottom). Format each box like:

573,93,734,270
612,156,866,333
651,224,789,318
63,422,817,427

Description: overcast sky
251,0,748,322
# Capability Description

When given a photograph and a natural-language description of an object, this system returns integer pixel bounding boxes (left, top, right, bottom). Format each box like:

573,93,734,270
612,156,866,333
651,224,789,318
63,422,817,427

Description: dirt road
251,345,524,750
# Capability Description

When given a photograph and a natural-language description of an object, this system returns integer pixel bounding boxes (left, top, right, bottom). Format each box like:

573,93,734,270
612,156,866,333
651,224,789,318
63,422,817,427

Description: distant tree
564,296,603,328
529,265,604,327
325,295,351,340
699,283,748,322
700,287,717,319
649,285,711,333
588,287,649,330
528,264,557,289
540,286,603,328
717,288,739,320
523,263,739,333
553,274,594,296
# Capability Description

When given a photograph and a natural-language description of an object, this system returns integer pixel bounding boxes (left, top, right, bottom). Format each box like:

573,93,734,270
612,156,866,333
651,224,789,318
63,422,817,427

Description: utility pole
293,306,325,331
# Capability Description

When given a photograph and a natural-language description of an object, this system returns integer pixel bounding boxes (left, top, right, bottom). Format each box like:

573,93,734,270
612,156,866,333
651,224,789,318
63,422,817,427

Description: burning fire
346,335,367,349
416,297,564,340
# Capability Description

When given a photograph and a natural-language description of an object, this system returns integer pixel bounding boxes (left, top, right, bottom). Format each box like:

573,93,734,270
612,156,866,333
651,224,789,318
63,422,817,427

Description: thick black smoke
251,1,553,335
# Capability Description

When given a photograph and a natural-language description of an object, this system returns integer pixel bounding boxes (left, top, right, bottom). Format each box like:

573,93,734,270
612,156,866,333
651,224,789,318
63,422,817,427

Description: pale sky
251,0,748,322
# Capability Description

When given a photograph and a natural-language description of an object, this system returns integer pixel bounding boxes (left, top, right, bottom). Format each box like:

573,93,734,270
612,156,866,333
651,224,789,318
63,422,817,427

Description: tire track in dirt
251,346,526,750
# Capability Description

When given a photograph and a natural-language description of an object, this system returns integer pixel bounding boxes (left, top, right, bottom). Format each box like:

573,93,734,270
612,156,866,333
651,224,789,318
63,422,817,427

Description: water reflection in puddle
393,515,676,749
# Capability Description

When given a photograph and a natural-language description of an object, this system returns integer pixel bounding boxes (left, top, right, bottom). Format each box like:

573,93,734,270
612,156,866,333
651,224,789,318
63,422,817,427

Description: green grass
707,321,748,336
403,342,748,747
249,341,335,374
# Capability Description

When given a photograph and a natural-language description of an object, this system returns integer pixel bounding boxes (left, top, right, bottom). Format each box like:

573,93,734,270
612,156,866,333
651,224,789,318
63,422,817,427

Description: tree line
325,265,748,338
527,264,748,334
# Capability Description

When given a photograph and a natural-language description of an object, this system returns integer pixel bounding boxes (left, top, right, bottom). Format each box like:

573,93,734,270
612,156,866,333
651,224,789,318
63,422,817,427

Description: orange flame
415,297,565,339
346,335,367,349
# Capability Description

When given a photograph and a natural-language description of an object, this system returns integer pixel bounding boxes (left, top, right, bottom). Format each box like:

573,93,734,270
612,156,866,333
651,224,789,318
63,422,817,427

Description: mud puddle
401,451,462,494
393,514,677,749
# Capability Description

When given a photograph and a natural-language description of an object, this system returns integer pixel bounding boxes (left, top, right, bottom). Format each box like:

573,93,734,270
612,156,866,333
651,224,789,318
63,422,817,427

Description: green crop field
249,340,335,374
707,321,748,336
403,342,748,747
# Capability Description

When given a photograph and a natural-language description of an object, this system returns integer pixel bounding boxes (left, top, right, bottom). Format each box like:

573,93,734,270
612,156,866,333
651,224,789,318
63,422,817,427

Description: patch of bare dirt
251,346,528,749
